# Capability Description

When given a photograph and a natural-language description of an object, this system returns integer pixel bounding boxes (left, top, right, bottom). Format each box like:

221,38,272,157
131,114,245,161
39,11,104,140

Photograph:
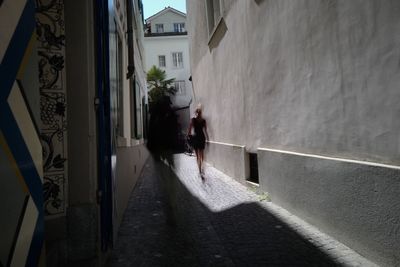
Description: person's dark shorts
192,135,205,150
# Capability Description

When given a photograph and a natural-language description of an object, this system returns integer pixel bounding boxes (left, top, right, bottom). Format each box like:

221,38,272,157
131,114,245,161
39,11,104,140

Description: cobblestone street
107,154,376,267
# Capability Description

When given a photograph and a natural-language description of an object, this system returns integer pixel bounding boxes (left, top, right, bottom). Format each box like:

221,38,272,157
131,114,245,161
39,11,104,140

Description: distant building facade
144,7,193,132
186,1,400,266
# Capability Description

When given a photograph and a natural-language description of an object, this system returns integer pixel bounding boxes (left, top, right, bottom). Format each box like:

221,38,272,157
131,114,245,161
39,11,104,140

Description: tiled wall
36,0,68,217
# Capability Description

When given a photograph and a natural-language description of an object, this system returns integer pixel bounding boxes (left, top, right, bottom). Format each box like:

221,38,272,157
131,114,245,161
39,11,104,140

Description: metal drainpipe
126,0,135,79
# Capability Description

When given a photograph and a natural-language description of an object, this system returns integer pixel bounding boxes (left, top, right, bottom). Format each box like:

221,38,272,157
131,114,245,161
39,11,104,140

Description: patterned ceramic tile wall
35,0,68,216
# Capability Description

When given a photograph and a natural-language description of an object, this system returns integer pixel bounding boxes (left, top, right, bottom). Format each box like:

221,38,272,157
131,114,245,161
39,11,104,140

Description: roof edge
145,7,186,22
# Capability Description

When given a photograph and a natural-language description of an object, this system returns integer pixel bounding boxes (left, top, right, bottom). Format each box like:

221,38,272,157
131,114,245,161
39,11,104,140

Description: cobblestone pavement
107,154,377,267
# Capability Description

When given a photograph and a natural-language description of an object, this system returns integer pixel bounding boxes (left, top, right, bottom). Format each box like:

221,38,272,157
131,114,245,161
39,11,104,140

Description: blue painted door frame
95,0,114,251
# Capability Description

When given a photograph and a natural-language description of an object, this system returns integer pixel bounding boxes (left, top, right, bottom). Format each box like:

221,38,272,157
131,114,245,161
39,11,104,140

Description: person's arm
187,118,193,136
203,120,209,141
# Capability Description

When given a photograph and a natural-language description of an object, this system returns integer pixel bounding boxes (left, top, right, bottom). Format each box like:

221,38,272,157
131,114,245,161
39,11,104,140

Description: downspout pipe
126,0,135,79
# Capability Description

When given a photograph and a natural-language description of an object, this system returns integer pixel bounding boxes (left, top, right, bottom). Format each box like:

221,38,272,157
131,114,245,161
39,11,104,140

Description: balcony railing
144,31,188,37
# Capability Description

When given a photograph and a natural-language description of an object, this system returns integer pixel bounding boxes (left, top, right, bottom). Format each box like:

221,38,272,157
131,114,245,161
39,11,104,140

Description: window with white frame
205,0,222,34
158,55,166,67
155,23,164,33
173,23,185,32
173,81,186,95
172,52,183,68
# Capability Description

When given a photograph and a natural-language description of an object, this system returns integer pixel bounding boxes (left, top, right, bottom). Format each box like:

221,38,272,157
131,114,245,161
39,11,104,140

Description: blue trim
96,0,113,251
105,0,114,248
0,0,35,101
0,106,43,209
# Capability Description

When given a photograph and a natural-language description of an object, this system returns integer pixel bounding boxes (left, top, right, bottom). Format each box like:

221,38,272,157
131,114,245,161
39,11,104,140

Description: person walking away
187,107,209,176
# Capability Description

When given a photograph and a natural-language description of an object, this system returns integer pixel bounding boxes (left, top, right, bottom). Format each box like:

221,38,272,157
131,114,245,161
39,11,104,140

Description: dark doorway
247,153,259,184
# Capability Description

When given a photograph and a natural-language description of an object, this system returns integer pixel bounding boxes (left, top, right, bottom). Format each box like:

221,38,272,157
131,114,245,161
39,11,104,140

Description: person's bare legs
195,149,201,173
199,149,204,174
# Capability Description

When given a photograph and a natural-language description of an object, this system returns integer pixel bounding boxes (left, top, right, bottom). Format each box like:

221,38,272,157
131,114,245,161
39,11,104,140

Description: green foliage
248,187,271,202
146,66,180,161
258,192,271,202
147,65,176,105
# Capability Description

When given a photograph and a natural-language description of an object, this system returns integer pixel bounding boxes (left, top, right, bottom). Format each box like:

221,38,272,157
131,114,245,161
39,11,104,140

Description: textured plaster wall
258,149,400,267
65,0,97,205
205,142,247,183
187,0,400,265
114,0,150,241
187,0,400,165
114,146,149,239
134,17,147,101
64,0,98,262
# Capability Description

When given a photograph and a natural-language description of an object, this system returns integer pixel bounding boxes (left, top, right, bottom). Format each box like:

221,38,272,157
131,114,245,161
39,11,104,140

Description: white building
144,7,193,131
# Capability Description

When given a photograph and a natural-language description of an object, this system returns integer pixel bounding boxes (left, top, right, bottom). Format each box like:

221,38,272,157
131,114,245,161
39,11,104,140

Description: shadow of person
147,95,180,226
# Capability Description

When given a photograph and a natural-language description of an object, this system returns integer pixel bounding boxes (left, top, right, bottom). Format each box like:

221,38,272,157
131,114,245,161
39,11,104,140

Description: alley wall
187,1,400,266
189,0,400,165
47,0,150,265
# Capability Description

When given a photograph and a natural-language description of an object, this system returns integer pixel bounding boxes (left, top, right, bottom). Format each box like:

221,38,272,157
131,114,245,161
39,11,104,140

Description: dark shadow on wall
255,0,266,5
108,156,340,267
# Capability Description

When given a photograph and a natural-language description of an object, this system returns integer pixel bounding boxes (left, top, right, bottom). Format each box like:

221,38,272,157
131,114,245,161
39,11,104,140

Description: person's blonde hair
195,104,202,116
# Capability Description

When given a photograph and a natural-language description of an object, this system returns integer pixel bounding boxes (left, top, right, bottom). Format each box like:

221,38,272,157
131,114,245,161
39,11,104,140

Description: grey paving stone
107,154,377,267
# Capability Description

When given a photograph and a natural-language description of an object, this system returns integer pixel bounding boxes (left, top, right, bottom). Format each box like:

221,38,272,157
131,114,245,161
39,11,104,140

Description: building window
173,23,185,32
158,55,166,67
205,0,222,34
172,52,183,68
155,23,164,33
174,81,186,95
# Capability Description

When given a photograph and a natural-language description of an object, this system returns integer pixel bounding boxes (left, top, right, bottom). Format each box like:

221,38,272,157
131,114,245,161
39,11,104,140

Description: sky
142,0,186,19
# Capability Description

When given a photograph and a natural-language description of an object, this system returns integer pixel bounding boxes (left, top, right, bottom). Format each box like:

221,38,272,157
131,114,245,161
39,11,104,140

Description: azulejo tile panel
43,174,65,215
36,0,68,216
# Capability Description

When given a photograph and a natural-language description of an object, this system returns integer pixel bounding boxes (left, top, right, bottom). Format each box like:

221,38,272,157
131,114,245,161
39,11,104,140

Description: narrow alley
2,1,400,266
107,154,375,267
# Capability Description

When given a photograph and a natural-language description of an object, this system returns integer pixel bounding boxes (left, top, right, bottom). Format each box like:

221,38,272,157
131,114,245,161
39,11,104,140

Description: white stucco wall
257,148,400,267
113,0,149,242
188,0,400,166
112,0,147,145
187,0,400,266
131,0,147,140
